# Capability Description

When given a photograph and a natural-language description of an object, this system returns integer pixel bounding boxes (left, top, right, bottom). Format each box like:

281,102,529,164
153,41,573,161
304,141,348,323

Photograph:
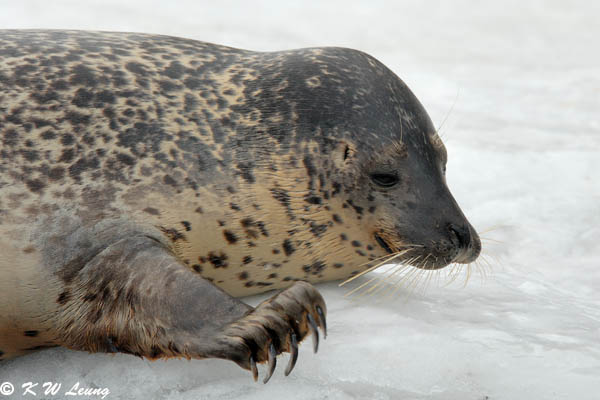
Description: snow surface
1,1,599,399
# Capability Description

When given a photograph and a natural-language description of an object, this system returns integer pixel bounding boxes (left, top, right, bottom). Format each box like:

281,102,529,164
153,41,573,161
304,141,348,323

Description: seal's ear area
331,140,356,169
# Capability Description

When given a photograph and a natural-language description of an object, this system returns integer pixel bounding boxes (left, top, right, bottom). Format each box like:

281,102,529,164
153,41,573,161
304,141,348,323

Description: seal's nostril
448,224,471,250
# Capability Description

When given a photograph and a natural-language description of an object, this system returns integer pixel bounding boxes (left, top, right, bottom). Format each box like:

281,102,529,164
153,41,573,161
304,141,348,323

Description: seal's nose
448,223,471,250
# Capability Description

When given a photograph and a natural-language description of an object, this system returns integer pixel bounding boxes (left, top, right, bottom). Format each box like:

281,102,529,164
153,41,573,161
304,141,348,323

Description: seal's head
239,47,480,272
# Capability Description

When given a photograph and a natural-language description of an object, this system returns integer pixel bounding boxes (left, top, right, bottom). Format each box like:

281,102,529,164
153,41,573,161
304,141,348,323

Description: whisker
443,263,462,286
369,263,412,298
364,257,418,298
365,257,418,298
463,263,472,288
436,88,460,135
477,225,504,235
339,249,409,287
376,257,417,299
352,245,419,269
412,257,429,296
424,269,435,294
404,259,427,301
474,260,486,285
344,274,380,297
385,258,422,299
362,264,401,297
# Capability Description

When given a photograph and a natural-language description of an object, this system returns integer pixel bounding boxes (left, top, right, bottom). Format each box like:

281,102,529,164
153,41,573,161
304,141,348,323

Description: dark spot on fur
70,64,98,87
230,203,241,211
332,214,343,223
256,221,269,237
117,152,136,166
65,111,90,126
26,179,45,193
20,149,39,162
238,271,249,280
57,291,70,305
160,227,186,242
332,182,342,196
340,233,348,241
305,195,322,205
270,187,295,220
347,200,363,215
22,246,36,254
334,263,344,268
309,222,328,237
125,61,148,76
271,188,290,207
72,87,93,107
24,330,39,337
208,251,228,268
96,90,116,105
356,250,367,257
83,293,97,302
47,167,65,181
181,221,191,231
41,130,57,140
272,248,280,254
163,174,177,186
268,273,278,279
283,239,295,256
303,155,317,176
223,230,238,244
69,156,100,181
58,148,75,163
243,255,253,264
218,220,226,227
143,207,160,215
302,261,326,275
236,162,255,183
351,240,362,247
192,264,203,273
240,217,254,227
368,206,376,213
256,282,273,287
195,207,203,214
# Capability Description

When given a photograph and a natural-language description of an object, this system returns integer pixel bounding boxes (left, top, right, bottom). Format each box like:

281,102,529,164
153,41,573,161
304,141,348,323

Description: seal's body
0,30,479,381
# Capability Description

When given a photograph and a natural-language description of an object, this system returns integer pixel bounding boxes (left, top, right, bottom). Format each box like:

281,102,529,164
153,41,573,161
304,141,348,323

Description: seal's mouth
373,227,481,270
374,234,394,254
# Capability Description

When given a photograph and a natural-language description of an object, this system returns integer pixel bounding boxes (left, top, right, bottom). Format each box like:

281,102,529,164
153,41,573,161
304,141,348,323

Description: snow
1,1,599,399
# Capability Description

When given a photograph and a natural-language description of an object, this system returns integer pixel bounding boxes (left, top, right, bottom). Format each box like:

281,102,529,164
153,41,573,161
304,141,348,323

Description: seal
0,30,480,382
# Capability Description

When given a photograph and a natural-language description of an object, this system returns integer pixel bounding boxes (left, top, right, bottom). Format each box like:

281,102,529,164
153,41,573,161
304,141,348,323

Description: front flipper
210,281,327,383
55,235,326,382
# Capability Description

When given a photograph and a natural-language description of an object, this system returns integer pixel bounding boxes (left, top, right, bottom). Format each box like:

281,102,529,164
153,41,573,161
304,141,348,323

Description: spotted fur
0,30,479,364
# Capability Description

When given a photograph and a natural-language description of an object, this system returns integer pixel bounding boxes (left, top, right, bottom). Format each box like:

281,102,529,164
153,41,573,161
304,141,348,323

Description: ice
1,1,599,399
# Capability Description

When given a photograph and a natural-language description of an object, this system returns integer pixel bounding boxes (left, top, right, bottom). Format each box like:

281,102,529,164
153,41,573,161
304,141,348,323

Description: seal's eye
370,173,399,187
